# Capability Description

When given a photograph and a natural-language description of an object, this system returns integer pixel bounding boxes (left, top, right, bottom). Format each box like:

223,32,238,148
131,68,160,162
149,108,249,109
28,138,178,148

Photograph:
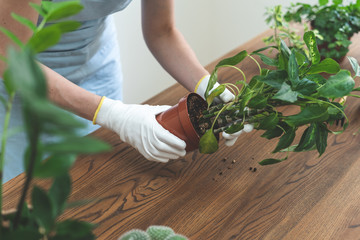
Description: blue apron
1,0,132,182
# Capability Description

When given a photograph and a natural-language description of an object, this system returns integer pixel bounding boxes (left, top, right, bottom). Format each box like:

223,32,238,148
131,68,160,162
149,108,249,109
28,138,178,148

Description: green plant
263,4,323,52
197,30,360,165
118,226,188,240
284,0,360,60
0,1,111,239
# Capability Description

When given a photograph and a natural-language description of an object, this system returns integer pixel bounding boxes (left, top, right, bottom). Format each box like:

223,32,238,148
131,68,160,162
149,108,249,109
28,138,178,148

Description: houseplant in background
118,225,187,240
0,1,111,239
284,0,360,61
157,30,360,165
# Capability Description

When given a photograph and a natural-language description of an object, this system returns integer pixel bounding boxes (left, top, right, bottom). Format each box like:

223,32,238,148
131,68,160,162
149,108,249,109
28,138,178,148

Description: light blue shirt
1,0,132,182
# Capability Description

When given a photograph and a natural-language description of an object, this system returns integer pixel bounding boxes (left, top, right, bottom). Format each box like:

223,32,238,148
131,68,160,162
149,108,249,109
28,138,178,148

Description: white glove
94,97,186,163
195,75,254,146
195,75,234,103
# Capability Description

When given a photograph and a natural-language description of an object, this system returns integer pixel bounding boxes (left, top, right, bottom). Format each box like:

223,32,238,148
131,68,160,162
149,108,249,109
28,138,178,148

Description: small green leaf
29,2,47,17
272,82,298,103
44,136,111,154
0,27,24,47
294,124,316,152
261,124,284,139
206,84,225,107
199,130,218,154
248,95,268,109
34,154,77,178
258,158,284,165
303,31,320,64
288,49,300,87
42,1,84,21
285,105,329,127
11,13,37,31
293,78,317,95
307,58,340,74
253,53,278,67
315,123,328,156
32,186,55,232
258,70,288,89
318,70,355,98
28,26,62,53
258,113,279,130
49,174,72,216
273,127,296,153
319,0,329,5
215,50,248,70
225,122,244,134
347,56,360,77
50,21,82,34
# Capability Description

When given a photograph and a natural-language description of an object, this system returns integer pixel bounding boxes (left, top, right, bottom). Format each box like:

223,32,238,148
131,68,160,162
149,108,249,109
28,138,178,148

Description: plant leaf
206,84,225,107
214,50,248,70
32,186,55,233
318,70,355,98
0,27,24,47
11,13,37,31
42,1,84,22
248,95,268,109
285,105,329,126
258,70,288,89
258,158,285,165
272,127,296,153
28,25,62,53
272,82,298,103
294,124,316,152
34,154,77,178
347,56,360,77
49,174,72,217
307,58,340,74
293,78,318,95
258,113,279,130
199,130,218,154
315,123,328,156
303,31,320,64
43,136,111,154
288,49,300,87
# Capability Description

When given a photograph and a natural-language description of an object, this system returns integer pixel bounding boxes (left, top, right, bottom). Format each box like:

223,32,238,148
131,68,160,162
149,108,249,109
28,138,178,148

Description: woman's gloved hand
195,75,254,146
195,75,234,103
93,97,186,163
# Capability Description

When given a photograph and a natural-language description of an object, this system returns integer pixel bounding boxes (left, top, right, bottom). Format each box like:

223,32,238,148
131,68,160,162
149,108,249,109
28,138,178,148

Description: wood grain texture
3,30,360,240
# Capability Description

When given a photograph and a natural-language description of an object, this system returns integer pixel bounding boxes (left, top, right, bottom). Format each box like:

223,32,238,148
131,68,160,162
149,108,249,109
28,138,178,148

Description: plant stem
0,92,15,225
248,55,262,74
13,125,39,229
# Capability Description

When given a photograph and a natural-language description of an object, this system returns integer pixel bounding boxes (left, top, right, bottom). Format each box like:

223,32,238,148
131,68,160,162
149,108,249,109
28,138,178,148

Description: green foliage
284,0,360,60
1,1,109,239
198,30,360,165
118,226,187,240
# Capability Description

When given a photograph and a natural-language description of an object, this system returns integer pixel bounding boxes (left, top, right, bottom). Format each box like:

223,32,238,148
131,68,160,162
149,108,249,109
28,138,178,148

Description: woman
0,0,251,182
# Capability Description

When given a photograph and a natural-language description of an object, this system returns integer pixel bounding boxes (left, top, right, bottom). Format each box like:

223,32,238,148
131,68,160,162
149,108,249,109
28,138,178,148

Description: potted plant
284,0,360,61
157,30,360,165
118,225,187,240
0,1,111,239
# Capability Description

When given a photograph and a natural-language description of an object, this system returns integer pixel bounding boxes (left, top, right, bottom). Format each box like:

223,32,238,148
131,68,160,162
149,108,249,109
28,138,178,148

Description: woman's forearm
41,64,102,121
141,0,209,92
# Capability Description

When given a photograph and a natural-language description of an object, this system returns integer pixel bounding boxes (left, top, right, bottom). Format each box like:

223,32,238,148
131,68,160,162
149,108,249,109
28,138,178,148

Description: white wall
114,0,316,104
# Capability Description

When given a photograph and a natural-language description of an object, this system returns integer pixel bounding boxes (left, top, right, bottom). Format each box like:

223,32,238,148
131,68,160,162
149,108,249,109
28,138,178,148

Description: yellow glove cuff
92,96,106,125
194,75,209,93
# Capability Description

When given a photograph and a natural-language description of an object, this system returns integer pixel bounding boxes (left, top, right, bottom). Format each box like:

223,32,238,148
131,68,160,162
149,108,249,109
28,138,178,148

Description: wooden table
4,30,360,240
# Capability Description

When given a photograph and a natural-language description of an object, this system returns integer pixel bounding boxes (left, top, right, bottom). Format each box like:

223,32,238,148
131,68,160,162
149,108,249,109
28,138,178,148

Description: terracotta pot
156,93,207,152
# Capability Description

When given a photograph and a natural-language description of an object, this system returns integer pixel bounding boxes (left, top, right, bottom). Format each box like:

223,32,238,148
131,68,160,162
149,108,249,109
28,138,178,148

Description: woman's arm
141,0,209,92
0,0,101,121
